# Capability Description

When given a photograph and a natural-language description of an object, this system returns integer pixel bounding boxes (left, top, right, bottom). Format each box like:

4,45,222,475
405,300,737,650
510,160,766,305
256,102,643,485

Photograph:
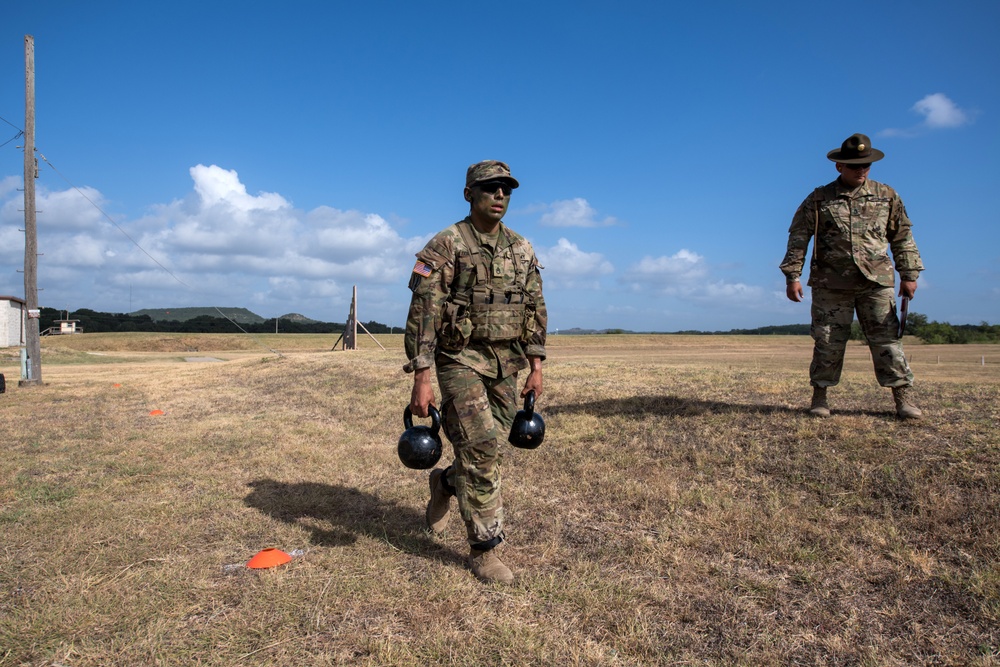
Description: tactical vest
438,220,536,350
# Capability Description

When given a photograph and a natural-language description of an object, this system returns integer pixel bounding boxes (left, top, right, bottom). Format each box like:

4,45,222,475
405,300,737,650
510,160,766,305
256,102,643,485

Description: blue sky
2,1,997,332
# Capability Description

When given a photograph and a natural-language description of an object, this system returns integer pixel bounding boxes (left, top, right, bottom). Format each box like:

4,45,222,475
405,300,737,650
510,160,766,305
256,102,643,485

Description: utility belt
439,284,536,351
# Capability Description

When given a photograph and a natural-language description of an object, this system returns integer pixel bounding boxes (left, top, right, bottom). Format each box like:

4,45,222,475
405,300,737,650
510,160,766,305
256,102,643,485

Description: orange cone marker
246,548,292,569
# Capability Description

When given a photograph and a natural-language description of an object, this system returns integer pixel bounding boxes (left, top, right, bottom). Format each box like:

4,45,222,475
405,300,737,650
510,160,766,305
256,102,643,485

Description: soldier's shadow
547,394,888,419
244,479,465,567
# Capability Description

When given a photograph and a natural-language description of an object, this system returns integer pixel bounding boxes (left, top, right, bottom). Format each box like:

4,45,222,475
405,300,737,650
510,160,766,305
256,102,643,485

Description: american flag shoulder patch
412,261,432,277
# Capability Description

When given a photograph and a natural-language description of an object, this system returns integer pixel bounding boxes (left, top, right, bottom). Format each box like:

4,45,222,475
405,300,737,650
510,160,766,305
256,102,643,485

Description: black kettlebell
508,390,545,449
398,405,443,470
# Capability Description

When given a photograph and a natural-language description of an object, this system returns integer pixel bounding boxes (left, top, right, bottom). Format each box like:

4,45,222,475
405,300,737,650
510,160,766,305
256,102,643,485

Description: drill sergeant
780,133,924,419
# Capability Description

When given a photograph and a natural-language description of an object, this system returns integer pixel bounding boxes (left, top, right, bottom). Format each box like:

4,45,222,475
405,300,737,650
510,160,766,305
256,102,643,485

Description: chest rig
439,221,535,349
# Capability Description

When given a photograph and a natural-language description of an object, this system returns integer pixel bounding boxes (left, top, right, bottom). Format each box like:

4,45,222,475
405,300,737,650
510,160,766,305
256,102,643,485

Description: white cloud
538,238,614,276
310,208,402,263
912,93,969,129
621,249,767,307
536,238,613,289
0,175,19,198
624,249,708,287
36,187,109,231
881,93,972,137
190,164,289,212
0,164,427,322
539,198,618,228
0,223,23,266
45,233,111,268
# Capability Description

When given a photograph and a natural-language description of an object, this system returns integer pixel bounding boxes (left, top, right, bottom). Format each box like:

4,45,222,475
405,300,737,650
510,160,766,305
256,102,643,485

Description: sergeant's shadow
244,479,464,567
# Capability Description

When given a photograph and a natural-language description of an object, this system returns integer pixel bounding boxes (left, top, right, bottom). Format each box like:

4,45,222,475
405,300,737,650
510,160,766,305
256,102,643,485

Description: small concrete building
1,296,26,348
52,319,82,335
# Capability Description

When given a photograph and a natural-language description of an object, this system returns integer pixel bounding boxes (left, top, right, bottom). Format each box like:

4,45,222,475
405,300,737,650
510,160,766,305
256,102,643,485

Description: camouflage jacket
403,217,547,379
779,178,924,289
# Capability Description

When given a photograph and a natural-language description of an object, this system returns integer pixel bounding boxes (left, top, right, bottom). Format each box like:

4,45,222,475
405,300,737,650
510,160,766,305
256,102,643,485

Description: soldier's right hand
410,368,436,418
786,281,804,302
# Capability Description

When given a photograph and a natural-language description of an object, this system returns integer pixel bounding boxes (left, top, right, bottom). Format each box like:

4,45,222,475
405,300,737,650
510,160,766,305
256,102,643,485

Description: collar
832,178,875,198
464,216,511,250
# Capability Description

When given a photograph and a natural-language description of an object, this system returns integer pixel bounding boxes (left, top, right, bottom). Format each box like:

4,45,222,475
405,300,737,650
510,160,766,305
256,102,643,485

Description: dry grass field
1,333,998,666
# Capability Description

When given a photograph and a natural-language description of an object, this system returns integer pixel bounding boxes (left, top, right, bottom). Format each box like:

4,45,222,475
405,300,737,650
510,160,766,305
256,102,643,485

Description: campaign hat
827,133,885,164
466,160,519,188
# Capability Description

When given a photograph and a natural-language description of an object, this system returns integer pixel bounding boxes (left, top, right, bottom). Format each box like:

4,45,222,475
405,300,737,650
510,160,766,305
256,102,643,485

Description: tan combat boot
468,548,514,584
425,468,453,535
892,386,923,420
808,386,831,418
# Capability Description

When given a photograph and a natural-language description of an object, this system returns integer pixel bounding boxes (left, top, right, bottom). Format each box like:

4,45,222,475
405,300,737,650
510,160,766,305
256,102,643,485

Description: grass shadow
244,479,464,567
547,394,891,419
825,406,899,418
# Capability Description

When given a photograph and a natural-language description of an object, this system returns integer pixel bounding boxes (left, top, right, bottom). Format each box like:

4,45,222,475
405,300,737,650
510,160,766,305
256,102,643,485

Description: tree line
37,307,997,342
849,312,999,344
676,313,997,343
38,308,393,335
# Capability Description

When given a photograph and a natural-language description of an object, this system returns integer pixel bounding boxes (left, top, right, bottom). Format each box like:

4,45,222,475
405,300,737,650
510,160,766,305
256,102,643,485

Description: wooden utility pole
331,286,385,351
332,286,358,350
21,34,42,385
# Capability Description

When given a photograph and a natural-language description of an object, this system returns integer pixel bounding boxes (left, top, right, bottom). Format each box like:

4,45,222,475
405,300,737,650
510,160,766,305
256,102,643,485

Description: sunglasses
475,180,513,195
844,163,872,171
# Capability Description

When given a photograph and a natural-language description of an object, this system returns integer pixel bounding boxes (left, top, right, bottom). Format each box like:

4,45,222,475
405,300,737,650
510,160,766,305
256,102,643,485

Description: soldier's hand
522,356,543,399
410,368,436,418
786,281,804,302
899,280,917,300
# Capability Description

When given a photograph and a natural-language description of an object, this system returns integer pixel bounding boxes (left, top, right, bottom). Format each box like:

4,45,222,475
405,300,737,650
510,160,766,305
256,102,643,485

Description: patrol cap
466,160,520,189
827,133,885,164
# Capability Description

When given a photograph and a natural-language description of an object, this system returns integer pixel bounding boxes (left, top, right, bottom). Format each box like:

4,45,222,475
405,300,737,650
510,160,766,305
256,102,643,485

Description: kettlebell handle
403,405,441,435
522,390,535,416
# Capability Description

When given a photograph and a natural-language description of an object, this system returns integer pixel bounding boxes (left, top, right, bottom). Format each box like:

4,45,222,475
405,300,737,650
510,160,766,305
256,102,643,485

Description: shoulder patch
412,260,432,277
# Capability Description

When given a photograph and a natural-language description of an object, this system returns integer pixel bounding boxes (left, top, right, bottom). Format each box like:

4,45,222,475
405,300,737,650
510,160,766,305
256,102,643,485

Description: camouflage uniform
404,215,547,547
780,178,924,387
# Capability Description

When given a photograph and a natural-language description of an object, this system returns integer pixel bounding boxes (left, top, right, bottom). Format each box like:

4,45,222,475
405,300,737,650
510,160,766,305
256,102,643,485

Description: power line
38,152,195,290
0,113,26,159
0,113,21,131
0,130,24,149
7,119,184,288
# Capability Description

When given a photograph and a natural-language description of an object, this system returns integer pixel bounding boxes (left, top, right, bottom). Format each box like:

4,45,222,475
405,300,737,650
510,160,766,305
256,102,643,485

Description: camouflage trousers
810,284,913,388
435,355,519,546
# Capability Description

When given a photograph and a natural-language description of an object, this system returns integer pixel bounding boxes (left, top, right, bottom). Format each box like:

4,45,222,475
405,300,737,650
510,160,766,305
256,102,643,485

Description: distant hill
132,307,265,323
38,306,403,335
556,327,630,335
278,312,319,324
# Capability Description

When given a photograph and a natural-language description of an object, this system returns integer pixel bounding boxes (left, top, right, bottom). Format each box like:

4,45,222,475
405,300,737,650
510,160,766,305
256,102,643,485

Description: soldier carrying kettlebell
403,160,547,584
